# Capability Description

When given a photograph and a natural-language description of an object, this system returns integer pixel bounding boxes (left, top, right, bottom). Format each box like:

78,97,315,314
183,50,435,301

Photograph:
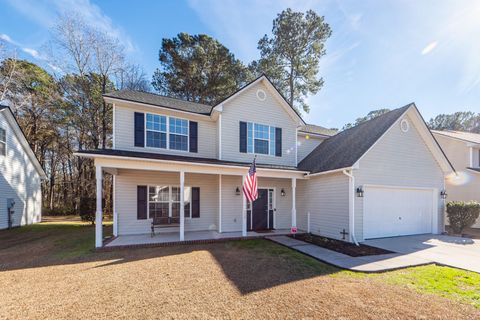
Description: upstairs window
0,128,5,156
169,117,189,151
146,114,167,148
246,122,276,155
145,114,190,152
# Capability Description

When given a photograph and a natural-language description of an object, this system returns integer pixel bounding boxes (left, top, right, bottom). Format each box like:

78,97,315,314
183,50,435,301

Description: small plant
446,201,480,234
79,197,96,225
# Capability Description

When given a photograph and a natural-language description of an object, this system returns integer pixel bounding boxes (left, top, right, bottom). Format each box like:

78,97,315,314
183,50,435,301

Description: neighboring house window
169,117,189,151
0,128,5,156
148,185,193,219
246,122,276,155
146,114,167,148
145,113,189,151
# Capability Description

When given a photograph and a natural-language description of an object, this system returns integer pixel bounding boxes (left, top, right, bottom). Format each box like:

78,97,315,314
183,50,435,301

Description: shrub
446,201,480,234
79,197,96,224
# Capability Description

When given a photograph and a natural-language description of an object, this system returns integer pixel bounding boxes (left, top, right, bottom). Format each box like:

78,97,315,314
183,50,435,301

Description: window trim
144,113,190,152
147,185,193,219
0,127,6,156
145,113,167,149
246,121,276,156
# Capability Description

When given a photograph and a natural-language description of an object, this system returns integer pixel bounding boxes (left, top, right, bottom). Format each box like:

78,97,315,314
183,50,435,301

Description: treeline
0,15,150,218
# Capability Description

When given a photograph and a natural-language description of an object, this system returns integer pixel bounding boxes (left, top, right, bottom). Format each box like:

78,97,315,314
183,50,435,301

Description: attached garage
363,185,437,239
298,103,455,243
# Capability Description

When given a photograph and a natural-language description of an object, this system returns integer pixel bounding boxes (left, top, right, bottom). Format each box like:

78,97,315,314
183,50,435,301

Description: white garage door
363,186,434,239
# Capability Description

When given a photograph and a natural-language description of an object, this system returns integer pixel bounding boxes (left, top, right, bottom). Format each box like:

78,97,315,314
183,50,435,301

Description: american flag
243,158,258,202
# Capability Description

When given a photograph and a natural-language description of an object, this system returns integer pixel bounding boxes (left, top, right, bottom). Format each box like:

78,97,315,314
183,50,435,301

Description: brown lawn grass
0,219,478,319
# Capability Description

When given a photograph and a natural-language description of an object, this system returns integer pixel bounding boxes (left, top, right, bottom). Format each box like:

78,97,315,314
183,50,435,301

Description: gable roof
299,103,455,175
299,124,337,137
0,105,46,179
432,130,480,145
213,75,306,125
104,90,213,115
299,104,412,174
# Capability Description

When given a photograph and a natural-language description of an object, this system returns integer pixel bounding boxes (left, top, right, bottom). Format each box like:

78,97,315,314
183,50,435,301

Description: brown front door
252,189,268,230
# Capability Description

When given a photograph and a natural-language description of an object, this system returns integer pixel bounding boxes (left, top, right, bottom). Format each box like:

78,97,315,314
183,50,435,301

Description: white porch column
180,171,185,241
113,174,118,237
95,165,103,248
291,177,297,228
218,174,222,233
242,175,247,236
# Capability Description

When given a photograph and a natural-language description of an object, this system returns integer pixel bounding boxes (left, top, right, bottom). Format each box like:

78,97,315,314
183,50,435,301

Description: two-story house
0,105,46,230
432,130,480,227
76,76,454,248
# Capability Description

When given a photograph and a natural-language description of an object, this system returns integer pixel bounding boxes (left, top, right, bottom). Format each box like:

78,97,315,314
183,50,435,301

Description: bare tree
91,30,125,148
116,63,151,92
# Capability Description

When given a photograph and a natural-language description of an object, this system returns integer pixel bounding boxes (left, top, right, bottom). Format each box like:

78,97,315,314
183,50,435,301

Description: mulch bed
289,233,393,257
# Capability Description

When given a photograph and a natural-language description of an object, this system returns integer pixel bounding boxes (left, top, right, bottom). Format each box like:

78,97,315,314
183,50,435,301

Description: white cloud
421,41,437,55
4,0,135,52
0,34,14,44
22,47,42,59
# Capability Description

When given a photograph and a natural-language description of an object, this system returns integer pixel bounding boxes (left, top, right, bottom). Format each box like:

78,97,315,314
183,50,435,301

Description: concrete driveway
364,234,480,273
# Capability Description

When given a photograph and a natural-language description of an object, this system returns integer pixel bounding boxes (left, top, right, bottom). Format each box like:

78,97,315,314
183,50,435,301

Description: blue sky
1,0,479,129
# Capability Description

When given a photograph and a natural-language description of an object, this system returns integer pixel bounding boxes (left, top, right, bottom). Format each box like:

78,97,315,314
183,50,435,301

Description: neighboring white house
432,130,480,228
0,106,46,230
75,76,454,248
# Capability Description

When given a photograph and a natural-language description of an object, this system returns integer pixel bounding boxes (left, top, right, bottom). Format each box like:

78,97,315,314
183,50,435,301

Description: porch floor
105,229,296,247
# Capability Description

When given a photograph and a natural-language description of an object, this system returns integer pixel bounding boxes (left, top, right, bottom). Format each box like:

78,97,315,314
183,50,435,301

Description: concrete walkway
364,234,480,273
267,236,432,272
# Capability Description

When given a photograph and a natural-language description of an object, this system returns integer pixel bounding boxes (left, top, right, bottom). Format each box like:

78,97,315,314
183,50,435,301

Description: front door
252,189,268,230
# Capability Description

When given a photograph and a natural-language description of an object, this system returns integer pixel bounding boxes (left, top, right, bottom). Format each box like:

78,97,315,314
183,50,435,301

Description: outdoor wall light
440,189,448,199
235,187,241,196
356,187,364,197
281,188,286,197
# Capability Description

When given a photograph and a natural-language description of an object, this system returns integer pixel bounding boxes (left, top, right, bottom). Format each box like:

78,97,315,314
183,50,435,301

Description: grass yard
0,219,479,319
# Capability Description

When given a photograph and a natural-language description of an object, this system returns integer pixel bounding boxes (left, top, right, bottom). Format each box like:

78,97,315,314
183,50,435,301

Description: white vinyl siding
354,113,445,240
0,112,42,229
114,102,217,158
296,173,350,240
297,135,324,163
221,82,297,166
116,170,218,235
434,133,480,227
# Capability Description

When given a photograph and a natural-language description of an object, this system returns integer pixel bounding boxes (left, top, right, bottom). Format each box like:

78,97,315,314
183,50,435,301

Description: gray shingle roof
298,104,413,174
300,124,337,137
104,90,213,115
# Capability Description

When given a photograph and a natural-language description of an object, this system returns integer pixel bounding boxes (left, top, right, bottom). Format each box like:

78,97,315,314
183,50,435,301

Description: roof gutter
306,167,352,178
342,169,359,246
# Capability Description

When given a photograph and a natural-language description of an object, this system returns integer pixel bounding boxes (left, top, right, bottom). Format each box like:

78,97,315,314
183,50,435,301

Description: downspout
343,170,359,246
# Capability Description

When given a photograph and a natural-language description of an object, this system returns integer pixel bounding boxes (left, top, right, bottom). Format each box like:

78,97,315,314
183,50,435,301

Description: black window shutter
189,121,198,153
275,127,282,157
239,121,247,153
191,187,200,218
137,185,147,220
134,112,145,147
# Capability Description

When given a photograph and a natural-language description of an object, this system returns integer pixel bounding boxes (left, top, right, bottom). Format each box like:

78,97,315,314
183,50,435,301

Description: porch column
180,171,185,241
95,165,103,248
242,175,247,236
218,174,222,233
113,174,118,237
291,178,297,229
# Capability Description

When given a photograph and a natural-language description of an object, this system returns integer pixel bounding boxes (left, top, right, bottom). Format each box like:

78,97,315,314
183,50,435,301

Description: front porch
88,153,308,248
105,229,297,248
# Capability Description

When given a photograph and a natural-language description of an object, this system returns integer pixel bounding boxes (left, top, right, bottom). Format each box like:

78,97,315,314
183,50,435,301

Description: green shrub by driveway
447,201,480,234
